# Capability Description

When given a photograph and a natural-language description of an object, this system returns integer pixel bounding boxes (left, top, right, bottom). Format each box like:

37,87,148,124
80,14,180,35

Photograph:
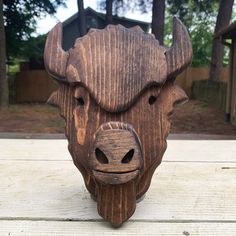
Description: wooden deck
0,138,236,235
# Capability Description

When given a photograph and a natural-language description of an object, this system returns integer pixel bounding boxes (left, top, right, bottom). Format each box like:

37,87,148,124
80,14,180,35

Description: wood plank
1,160,236,221
0,139,71,161
231,40,236,125
1,139,236,162
164,140,236,162
0,133,66,139
1,221,236,236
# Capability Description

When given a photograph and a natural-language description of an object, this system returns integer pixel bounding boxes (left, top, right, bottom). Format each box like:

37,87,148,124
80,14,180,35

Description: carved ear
159,81,188,118
47,90,61,107
171,84,188,106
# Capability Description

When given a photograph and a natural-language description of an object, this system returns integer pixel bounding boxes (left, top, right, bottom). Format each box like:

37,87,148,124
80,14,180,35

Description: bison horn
44,22,69,81
166,17,192,79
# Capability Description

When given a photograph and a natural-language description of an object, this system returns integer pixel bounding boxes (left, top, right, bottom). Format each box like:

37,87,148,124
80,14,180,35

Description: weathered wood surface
1,160,236,221
45,19,192,112
0,139,236,235
1,221,236,236
47,82,190,226
1,139,236,162
44,17,192,225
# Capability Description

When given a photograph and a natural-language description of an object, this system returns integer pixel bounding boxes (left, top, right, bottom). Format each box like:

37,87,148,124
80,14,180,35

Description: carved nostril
121,149,134,164
95,148,109,164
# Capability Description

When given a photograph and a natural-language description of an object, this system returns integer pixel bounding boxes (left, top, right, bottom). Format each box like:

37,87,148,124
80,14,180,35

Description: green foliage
21,34,47,60
190,21,214,66
8,61,20,73
98,0,225,67
164,14,217,67
98,0,136,16
3,0,66,60
166,0,220,67
167,0,219,24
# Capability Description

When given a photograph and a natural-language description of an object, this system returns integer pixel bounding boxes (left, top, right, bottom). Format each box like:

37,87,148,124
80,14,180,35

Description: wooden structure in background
15,67,229,103
62,7,150,50
16,70,58,103
44,18,192,226
192,80,227,111
215,21,236,125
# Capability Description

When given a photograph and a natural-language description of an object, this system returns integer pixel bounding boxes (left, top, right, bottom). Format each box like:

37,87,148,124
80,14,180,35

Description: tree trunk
151,0,166,45
106,0,113,25
209,0,234,81
0,0,8,107
77,0,87,37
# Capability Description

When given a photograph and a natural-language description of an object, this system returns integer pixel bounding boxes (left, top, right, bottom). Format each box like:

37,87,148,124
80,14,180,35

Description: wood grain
44,23,69,81
0,139,71,161
66,25,167,112
1,160,236,221
48,81,188,225
45,19,192,112
1,139,236,234
44,18,192,226
1,139,236,163
166,17,193,78
1,221,236,236
164,140,236,163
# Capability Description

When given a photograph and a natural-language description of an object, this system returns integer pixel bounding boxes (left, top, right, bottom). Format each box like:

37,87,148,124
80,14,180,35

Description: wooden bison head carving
44,18,192,227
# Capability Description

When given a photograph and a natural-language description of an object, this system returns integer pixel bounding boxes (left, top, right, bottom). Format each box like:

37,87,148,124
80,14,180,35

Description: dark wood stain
45,18,192,227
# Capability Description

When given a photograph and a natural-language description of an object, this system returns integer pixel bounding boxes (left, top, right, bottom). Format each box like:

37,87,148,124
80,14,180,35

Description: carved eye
76,97,84,106
148,95,157,105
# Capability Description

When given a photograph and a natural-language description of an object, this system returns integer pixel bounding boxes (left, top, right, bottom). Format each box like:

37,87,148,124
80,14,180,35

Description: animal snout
95,147,135,165
91,122,143,185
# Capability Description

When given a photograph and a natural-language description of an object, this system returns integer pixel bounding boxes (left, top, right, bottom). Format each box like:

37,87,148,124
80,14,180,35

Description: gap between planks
1,218,236,224
1,161,236,221
1,221,236,236
1,159,236,164
1,139,236,162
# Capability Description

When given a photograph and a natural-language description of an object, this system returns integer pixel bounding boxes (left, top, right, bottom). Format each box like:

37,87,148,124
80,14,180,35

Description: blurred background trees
4,0,66,59
1,0,236,106
0,0,66,106
209,0,234,81
99,0,234,68
0,0,7,106
77,0,87,36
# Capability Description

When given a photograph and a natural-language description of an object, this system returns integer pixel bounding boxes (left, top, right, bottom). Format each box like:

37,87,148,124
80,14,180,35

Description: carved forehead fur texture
66,25,167,112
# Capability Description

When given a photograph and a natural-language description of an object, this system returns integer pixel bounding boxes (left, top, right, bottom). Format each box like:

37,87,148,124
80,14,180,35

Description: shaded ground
172,100,236,135
0,100,236,135
0,105,64,133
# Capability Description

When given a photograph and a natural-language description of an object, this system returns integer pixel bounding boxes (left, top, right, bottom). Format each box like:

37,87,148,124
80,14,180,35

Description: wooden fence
16,70,58,103
192,80,227,111
176,67,229,96
15,67,230,103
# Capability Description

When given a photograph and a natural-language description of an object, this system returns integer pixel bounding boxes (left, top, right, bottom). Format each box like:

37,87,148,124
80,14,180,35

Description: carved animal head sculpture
44,18,192,227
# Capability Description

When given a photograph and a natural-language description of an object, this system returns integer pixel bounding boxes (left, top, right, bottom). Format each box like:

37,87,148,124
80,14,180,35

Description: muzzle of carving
91,122,143,185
